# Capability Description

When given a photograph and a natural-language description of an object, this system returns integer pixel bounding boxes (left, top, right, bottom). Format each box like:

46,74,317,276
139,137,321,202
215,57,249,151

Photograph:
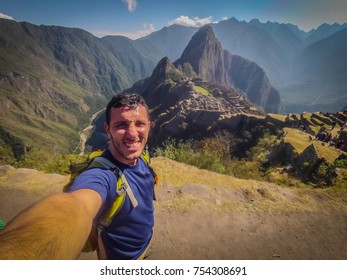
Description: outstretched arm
0,189,102,259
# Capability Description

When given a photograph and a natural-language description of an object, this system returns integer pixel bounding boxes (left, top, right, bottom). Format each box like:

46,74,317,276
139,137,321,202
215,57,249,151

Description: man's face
104,105,150,165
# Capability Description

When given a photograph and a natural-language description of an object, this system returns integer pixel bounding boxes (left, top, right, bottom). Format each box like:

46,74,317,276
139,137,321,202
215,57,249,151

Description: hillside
0,19,281,162
86,87,347,188
0,19,113,158
0,157,346,260
282,28,347,113
210,18,347,112
1,18,347,162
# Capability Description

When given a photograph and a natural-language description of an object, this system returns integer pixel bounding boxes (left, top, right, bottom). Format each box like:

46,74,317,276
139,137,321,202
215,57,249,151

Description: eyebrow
113,119,148,125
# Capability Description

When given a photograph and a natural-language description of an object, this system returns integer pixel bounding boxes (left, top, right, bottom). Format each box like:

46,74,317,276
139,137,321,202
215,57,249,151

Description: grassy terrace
283,127,343,163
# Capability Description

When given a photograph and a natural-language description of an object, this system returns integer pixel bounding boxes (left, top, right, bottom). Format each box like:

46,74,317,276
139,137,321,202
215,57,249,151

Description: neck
107,146,137,166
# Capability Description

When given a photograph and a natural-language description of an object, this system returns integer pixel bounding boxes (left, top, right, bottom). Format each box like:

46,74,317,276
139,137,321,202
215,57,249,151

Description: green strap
117,169,138,208
141,148,151,164
93,157,139,209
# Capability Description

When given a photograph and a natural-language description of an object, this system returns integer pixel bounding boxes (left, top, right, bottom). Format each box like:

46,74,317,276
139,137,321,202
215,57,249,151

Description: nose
125,122,138,138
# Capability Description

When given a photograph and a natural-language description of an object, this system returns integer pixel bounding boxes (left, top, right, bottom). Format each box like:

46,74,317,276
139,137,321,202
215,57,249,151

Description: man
0,93,154,260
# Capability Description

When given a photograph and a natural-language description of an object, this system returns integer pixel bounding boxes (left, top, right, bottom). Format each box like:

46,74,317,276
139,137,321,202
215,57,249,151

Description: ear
104,122,110,136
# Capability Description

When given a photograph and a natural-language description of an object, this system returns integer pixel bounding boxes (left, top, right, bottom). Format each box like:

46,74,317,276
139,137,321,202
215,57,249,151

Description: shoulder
77,167,116,182
69,168,117,203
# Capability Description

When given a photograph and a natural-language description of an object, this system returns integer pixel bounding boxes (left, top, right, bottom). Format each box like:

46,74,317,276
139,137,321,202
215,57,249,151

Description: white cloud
0,13,15,21
122,0,137,12
90,23,155,40
169,15,213,27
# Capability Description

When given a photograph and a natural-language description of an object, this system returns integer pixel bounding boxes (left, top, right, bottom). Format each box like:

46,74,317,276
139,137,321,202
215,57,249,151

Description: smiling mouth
124,141,140,148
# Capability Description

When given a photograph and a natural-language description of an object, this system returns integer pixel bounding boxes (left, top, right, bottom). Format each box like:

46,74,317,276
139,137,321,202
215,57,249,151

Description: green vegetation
153,131,273,183
193,85,210,96
309,157,347,188
6,148,88,174
153,130,347,190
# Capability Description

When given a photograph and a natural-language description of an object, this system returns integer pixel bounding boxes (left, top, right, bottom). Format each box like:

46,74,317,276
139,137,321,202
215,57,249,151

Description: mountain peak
151,57,172,80
191,24,215,39
175,25,229,87
173,25,283,113
150,57,182,83
178,25,221,64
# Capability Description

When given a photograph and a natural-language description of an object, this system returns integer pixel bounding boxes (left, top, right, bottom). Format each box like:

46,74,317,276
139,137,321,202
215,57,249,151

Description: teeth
125,142,139,147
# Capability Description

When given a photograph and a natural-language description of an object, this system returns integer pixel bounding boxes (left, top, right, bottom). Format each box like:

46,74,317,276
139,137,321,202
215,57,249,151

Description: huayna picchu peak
174,25,284,114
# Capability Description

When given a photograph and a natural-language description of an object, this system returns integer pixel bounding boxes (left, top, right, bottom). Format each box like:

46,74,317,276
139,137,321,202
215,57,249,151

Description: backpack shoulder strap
92,156,139,226
91,156,117,169
141,148,151,164
111,166,139,209
141,149,159,185
94,156,139,207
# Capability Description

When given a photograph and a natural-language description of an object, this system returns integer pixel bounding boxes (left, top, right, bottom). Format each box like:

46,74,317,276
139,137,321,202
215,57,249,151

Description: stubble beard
109,136,144,165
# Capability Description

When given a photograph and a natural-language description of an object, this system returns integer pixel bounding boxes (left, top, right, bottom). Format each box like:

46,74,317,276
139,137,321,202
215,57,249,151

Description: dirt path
0,163,346,260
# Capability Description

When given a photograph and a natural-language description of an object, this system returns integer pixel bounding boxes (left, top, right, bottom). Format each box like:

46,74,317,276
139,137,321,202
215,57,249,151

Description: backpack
63,148,158,252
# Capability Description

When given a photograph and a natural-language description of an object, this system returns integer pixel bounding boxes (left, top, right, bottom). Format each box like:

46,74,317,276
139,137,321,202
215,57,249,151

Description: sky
0,0,347,39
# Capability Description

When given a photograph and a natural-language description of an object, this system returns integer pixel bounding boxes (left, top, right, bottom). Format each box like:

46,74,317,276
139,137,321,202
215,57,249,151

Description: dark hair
105,93,149,125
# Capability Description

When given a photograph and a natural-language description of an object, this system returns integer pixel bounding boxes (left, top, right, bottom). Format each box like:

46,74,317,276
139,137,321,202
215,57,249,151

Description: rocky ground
0,158,346,260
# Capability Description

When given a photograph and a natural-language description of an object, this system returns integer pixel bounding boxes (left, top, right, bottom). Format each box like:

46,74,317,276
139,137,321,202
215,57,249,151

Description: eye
114,122,127,129
136,121,147,127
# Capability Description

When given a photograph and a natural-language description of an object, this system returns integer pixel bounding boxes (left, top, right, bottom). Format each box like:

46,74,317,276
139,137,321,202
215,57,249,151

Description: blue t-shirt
69,150,154,259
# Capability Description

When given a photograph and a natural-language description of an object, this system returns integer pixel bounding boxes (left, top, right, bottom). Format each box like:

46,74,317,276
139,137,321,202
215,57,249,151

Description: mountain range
137,17,347,113
0,17,346,160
